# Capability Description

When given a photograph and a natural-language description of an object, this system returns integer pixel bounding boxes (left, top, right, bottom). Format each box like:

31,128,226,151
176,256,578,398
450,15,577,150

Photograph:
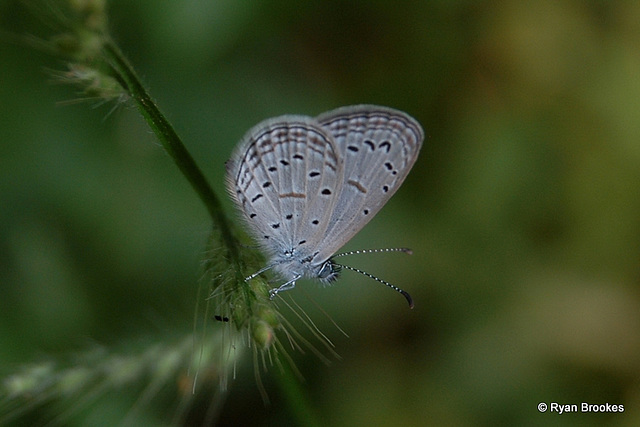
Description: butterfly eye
317,261,340,282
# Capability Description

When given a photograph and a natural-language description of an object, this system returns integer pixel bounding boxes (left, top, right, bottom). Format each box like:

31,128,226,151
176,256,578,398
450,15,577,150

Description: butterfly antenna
334,263,414,309
334,247,413,257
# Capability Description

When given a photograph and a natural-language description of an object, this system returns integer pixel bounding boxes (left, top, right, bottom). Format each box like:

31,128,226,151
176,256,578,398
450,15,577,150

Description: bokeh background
2,1,640,425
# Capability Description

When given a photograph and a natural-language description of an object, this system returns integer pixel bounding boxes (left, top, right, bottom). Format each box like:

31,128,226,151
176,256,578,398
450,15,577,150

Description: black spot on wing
379,141,391,152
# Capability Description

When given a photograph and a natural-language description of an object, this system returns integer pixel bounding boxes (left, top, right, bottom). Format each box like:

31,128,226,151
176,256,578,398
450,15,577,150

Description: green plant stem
101,40,240,263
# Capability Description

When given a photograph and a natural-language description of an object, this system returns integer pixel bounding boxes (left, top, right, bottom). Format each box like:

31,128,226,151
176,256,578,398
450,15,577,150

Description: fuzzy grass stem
102,39,319,424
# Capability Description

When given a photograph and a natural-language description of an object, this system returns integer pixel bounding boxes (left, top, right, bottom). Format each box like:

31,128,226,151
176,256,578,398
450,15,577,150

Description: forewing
226,116,343,259
315,105,423,260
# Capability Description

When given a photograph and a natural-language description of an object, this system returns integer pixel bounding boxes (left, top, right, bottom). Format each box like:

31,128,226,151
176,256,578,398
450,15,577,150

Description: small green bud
255,304,280,329
68,0,107,32
251,319,275,350
50,33,82,57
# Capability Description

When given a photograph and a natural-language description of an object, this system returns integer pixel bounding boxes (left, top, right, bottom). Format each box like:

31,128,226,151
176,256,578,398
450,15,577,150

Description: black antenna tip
402,290,415,309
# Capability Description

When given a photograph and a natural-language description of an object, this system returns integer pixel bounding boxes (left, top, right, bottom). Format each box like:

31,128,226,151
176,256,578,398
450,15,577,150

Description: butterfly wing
226,116,344,268
314,105,424,261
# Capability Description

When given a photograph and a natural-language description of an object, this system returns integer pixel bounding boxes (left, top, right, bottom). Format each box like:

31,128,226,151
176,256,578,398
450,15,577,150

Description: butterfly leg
245,264,274,281
269,274,301,300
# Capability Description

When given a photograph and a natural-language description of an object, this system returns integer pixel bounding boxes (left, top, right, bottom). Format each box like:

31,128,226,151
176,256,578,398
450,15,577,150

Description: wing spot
251,194,263,203
312,219,319,225
382,185,389,193
348,180,367,194
271,223,280,229
250,213,257,218
262,181,271,188
293,154,304,160
268,166,277,172
280,159,290,166
321,188,332,195
384,162,393,170
379,141,391,152
347,145,359,152
325,161,337,172
285,214,293,220
279,192,306,198
264,235,270,239
364,140,375,150
309,171,320,178
298,240,307,245
363,209,370,215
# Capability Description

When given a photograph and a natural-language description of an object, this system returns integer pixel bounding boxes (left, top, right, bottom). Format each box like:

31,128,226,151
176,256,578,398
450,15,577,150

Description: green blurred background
2,0,640,425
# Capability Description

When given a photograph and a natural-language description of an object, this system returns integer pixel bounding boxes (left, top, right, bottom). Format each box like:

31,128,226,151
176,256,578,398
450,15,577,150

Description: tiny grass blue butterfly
226,105,423,307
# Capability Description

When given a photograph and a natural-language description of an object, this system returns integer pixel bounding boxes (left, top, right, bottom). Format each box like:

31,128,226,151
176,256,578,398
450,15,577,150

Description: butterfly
226,105,423,307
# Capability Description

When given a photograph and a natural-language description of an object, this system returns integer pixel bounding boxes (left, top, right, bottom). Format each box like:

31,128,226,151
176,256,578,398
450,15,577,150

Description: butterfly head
316,259,341,284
